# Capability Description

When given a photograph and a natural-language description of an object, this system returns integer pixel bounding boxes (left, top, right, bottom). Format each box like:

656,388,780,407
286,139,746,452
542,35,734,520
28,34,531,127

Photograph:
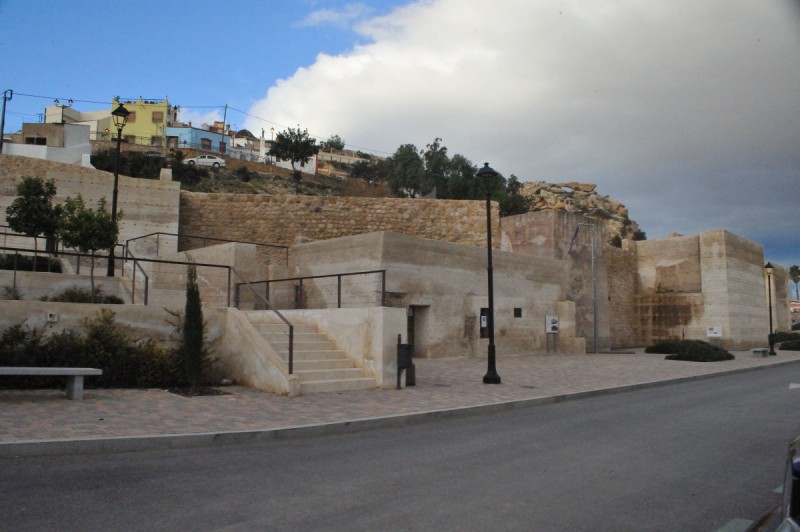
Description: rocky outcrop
520,181,644,244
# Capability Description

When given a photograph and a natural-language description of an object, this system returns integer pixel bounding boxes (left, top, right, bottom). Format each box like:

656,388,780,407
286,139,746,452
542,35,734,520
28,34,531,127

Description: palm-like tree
790,265,800,300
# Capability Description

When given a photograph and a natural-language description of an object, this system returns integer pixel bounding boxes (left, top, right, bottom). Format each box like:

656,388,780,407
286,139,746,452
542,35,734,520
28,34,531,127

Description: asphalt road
2,364,800,532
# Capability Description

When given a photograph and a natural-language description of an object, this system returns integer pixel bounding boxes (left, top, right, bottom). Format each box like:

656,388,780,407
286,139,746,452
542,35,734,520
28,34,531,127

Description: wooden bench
0,367,103,400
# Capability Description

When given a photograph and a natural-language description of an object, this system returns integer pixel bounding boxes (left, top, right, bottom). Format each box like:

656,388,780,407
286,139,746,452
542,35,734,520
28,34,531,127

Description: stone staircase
247,316,376,394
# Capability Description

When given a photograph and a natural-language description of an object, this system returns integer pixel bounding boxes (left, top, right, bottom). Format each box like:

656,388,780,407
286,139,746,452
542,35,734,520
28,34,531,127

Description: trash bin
396,336,416,388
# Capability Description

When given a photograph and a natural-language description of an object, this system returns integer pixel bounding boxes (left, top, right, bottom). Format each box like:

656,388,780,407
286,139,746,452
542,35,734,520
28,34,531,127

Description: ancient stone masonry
179,192,498,250
520,181,642,245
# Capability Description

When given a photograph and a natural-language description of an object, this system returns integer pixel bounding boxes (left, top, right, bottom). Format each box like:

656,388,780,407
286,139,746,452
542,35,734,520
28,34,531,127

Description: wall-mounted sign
706,326,722,338
546,315,559,333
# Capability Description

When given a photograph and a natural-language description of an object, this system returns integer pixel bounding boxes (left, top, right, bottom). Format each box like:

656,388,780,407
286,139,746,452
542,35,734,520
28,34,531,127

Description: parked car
747,436,800,531
185,155,226,168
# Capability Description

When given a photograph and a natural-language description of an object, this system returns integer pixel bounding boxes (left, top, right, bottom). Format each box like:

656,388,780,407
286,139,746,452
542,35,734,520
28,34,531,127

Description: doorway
407,305,430,357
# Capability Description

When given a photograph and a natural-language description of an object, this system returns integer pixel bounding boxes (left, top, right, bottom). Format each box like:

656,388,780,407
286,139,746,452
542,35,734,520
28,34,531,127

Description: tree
386,144,425,198
5,176,62,266
320,134,345,151
496,174,532,216
443,154,480,199
421,137,450,197
180,260,211,391
790,265,800,300
269,127,319,193
58,195,119,299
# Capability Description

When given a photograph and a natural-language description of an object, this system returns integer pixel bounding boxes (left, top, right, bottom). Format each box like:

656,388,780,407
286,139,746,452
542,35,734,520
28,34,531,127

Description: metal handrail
1,244,234,307
120,245,150,305
230,267,294,374
126,231,289,261
240,269,387,309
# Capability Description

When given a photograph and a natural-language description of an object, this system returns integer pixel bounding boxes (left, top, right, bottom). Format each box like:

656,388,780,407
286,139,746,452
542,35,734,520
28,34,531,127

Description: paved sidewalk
2,349,800,456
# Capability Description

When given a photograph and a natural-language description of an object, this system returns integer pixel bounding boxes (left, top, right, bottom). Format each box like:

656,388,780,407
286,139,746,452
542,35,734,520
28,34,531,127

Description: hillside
177,159,643,245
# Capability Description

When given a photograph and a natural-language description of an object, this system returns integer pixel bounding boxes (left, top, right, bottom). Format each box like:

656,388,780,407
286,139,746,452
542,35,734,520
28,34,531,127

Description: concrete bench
0,367,103,400
751,348,770,358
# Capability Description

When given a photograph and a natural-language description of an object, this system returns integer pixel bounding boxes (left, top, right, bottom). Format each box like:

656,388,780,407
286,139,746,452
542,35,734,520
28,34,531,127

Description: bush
781,339,800,351
0,253,61,272
774,332,800,343
235,165,253,182
0,310,183,390
40,286,124,304
645,339,734,362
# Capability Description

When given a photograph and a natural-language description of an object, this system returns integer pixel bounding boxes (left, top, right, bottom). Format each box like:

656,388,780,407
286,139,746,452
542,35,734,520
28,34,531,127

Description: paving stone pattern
2,350,799,444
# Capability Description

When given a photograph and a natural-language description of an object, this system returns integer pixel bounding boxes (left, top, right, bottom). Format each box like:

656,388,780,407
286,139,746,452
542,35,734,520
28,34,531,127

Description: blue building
166,124,228,153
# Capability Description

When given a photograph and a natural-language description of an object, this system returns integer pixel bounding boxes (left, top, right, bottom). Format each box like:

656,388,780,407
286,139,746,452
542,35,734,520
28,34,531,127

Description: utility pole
0,89,13,154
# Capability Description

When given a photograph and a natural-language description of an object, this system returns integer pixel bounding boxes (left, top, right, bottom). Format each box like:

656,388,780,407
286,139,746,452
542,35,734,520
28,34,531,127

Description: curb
3,358,799,458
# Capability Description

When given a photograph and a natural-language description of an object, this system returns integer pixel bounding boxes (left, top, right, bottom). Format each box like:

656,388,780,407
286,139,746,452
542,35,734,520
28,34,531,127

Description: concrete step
251,322,318,335
293,359,355,371
246,315,377,395
299,377,376,394
294,367,367,381
278,349,349,361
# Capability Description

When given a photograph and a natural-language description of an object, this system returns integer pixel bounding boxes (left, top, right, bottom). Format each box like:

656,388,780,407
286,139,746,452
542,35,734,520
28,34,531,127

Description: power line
9,91,391,156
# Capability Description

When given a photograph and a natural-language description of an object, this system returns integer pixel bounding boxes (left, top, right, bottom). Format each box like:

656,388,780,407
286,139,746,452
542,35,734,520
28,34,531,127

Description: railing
238,269,387,311
231,267,295,374
1,240,297,374
121,246,150,305
126,232,289,264
0,245,142,303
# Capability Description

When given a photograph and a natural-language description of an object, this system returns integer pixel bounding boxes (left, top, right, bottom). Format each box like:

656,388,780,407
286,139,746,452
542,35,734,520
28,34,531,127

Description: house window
152,111,163,123
201,138,212,150
24,137,47,145
150,136,163,147
126,112,136,123
514,308,522,318
219,142,226,154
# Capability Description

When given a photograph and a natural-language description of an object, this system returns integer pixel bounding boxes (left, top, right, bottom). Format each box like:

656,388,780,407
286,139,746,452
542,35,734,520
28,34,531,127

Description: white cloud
296,3,374,28
178,108,224,128
248,0,800,266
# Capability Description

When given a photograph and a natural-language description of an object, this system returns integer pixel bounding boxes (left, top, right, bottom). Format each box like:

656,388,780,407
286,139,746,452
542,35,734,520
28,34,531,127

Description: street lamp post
478,162,501,384
764,262,776,356
107,103,130,277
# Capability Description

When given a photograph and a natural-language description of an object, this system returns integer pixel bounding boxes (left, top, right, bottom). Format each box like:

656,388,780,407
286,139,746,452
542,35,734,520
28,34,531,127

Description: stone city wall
606,243,640,348
179,192,498,250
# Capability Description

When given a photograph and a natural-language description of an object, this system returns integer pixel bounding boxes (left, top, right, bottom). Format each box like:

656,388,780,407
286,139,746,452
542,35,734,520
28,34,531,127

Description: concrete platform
2,348,800,457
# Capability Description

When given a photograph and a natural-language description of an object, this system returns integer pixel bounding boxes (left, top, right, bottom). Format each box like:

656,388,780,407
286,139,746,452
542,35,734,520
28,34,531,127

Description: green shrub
0,253,61,272
774,332,800,343
781,339,800,351
646,339,734,362
0,310,183,390
40,286,124,304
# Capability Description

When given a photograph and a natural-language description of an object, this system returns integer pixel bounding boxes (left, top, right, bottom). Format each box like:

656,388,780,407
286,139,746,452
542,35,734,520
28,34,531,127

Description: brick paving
2,349,799,445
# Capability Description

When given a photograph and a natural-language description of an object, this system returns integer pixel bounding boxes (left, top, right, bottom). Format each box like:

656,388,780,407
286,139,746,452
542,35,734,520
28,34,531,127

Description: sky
1,0,798,270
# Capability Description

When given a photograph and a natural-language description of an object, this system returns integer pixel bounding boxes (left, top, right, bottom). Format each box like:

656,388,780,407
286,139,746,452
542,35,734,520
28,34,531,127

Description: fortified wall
179,192,498,250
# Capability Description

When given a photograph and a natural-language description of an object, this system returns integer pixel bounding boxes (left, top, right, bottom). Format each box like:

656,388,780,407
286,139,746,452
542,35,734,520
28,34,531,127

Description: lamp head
764,262,774,276
476,162,498,180
111,103,130,129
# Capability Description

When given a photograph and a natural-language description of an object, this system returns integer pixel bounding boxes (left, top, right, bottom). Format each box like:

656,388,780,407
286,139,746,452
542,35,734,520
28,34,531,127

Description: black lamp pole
765,262,776,355
478,162,501,384
107,103,129,277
